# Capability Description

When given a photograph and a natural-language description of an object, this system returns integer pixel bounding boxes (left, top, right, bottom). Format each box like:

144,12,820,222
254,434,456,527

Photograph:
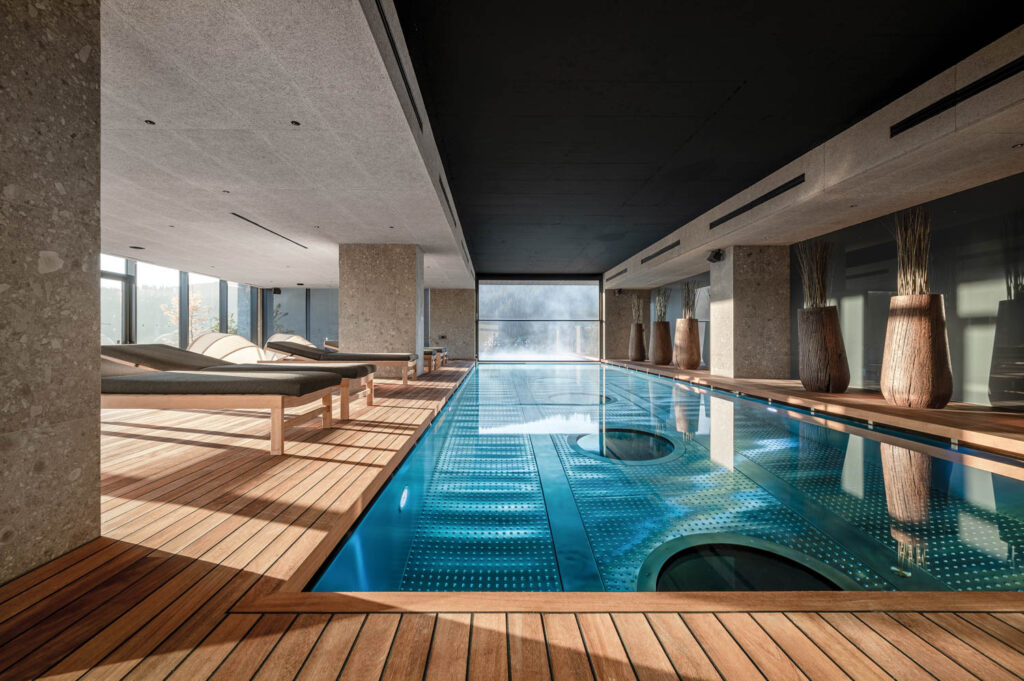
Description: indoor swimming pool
312,363,1024,592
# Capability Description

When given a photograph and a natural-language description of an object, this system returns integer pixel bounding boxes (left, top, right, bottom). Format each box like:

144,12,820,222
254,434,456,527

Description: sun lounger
102,342,375,419
269,334,418,384
425,346,448,367
101,366,341,454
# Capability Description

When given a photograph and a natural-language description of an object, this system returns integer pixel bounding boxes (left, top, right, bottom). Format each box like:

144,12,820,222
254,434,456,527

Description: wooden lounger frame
103,354,376,415
101,387,336,455
303,343,418,384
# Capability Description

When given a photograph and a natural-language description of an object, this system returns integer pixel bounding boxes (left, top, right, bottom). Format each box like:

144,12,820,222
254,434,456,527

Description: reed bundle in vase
649,288,673,365
673,281,701,370
796,241,849,393
880,205,952,409
628,293,646,361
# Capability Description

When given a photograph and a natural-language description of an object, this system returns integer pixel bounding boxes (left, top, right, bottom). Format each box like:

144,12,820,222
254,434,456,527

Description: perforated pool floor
312,363,1024,592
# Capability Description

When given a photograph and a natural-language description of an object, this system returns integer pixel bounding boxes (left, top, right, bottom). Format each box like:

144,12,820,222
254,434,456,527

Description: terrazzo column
709,245,790,378
0,1,101,584
338,244,425,377
428,288,476,359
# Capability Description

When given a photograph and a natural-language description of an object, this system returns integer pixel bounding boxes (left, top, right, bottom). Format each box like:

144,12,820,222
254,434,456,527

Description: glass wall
478,280,600,361
226,282,254,340
136,262,181,345
187,272,220,343
100,254,126,274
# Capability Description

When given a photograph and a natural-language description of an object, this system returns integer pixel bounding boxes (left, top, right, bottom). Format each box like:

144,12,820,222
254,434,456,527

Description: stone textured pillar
0,1,101,584
338,244,424,376
603,289,650,359
709,245,790,378
428,289,476,359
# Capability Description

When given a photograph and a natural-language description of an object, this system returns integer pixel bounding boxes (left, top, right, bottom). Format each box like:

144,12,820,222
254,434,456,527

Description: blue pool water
312,363,1024,592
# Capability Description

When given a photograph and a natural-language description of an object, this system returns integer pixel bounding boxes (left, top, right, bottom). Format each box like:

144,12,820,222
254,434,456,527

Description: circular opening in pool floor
542,392,614,405
573,428,674,461
656,544,842,591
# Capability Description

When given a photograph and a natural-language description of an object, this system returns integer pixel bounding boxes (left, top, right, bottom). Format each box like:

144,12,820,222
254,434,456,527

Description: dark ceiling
393,1,1023,275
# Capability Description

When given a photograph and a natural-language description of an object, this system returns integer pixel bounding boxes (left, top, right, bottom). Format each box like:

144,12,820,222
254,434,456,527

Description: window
187,272,220,342
478,280,600,361
100,276,126,344
226,282,254,341
136,262,181,345
100,254,126,274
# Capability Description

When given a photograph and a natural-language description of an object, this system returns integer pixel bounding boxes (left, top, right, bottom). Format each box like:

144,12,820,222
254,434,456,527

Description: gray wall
789,171,1024,408
604,289,650,359
427,288,476,359
0,1,101,583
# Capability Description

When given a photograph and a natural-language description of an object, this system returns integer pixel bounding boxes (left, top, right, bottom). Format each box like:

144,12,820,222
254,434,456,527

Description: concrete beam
605,26,1024,289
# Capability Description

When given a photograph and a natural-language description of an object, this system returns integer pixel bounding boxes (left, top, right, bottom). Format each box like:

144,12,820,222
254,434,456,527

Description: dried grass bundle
654,288,669,322
631,293,644,324
894,205,931,296
796,240,830,309
681,281,696,319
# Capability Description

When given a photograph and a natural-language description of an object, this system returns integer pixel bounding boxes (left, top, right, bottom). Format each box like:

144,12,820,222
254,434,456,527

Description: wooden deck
3,360,1024,680
605,359,1024,458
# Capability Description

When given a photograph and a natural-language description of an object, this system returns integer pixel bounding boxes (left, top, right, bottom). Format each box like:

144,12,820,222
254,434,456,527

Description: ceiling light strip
708,174,806,230
375,0,423,131
640,240,681,265
890,54,1024,137
230,212,308,249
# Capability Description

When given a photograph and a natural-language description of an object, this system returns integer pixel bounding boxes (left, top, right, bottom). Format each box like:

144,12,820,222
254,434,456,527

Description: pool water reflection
312,363,1024,592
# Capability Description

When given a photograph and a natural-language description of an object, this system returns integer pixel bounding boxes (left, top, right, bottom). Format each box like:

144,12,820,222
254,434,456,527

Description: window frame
475,274,605,362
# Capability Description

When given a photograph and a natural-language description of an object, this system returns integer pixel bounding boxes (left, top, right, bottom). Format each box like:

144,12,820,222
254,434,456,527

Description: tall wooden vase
989,298,1024,411
673,318,700,370
649,321,673,365
628,323,646,361
880,294,953,409
797,306,850,393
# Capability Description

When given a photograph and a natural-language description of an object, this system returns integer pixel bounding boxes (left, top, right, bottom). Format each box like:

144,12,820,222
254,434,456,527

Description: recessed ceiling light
388,225,395,229
313,225,320,229
222,189,230,194
144,120,155,125
168,224,175,228
296,282,304,286
849,204,857,208
290,120,301,126
1014,142,1024,149
129,245,145,250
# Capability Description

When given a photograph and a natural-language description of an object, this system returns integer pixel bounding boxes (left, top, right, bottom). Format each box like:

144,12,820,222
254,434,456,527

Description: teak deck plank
468,612,509,681
3,362,1024,680
609,613,678,681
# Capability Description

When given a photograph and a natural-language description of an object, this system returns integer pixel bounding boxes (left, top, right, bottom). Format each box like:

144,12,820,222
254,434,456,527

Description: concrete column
338,244,424,376
709,245,790,378
428,289,476,359
0,1,101,583
603,289,650,359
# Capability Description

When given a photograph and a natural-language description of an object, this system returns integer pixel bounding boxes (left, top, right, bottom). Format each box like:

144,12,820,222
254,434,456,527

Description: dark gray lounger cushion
205,362,376,379
268,340,416,362
425,346,447,353
102,343,225,371
102,370,341,396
